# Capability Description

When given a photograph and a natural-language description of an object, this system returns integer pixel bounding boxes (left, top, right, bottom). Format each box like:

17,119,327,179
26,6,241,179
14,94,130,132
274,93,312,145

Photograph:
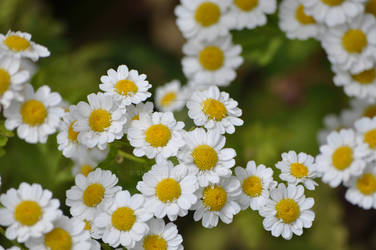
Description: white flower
99,65,151,107
155,80,187,112
321,14,376,74
131,219,183,250
259,183,315,240
279,0,322,40
345,164,376,209
276,151,318,190
178,127,236,187
316,129,369,187
175,0,233,41
25,216,91,250
344,98,376,123
187,86,243,134
74,92,127,150
93,190,152,248
354,117,376,160
137,160,198,221
192,176,241,228
4,84,64,144
234,161,276,210
182,35,243,87
124,101,154,132
66,168,121,221
302,0,366,27
0,183,62,243
127,111,185,160
71,147,109,177
0,30,50,61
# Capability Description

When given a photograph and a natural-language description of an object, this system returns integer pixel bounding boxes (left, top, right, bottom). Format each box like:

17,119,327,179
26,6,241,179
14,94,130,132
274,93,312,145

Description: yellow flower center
68,121,79,142
0,68,10,95
44,228,72,250
145,124,171,147
242,176,262,197
295,5,316,25
366,0,376,16
356,173,376,195
14,200,42,226
143,235,168,250
342,29,368,54
160,92,177,107
364,129,376,148
82,183,105,207
332,146,353,170
275,198,300,223
203,185,227,211
234,0,258,11
3,35,30,51
201,98,227,121
195,2,221,27
192,145,218,171
21,100,47,126
80,164,94,177
84,220,91,231
321,0,344,6
89,109,112,132
111,207,136,231
290,163,308,178
364,105,376,118
155,178,181,203
352,68,376,84
115,79,138,96
199,46,224,71
132,114,140,120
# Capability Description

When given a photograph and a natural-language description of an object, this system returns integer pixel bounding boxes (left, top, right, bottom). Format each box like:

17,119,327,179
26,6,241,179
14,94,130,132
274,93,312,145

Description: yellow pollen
80,164,94,177
21,100,47,126
145,124,171,147
0,68,10,95
364,105,376,118
82,183,105,207
115,79,138,96
132,114,140,120
332,146,353,170
203,185,227,211
44,228,72,250
295,5,316,25
366,0,376,16
199,46,224,71
352,68,376,84
195,2,221,27
342,29,368,54
234,0,258,11
201,98,227,121
84,220,91,231
155,178,181,203
160,92,177,107
111,207,136,231
275,199,300,223
242,176,262,197
192,145,218,171
364,129,376,148
290,163,308,178
68,121,79,142
14,200,42,226
89,109,112,132
143,235,168,250
321,0,344,6
356,173,376,195
3,35,30,51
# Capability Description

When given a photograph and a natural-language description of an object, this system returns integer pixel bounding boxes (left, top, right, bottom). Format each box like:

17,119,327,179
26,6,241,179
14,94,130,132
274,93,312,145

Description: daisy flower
74,92,127,150
0,183,62,243
4,84,64,144
178,127,236,187
66,168,121,220
276,151,318,190
175,0,233,41
25,216,92,250
347,98,376,120
0,30,50,61
124,101,154,132
93,190,152,248
192,176,241,228
70,147,109,177
137,160,198,221
316,129,369,187
187,86,243,134
234,161,276,210
99,65,151,107
131,219,183,250
279,0,321,40
127,111,185,160
354,117,376,160
182,35,243,87
259,183,315,240
155,80,187,112
321,14,376,74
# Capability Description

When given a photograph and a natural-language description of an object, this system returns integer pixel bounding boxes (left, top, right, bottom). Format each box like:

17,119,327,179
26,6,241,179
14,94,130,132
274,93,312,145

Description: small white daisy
316,129,369,187
74,92,127,150
93,190,152,248
259,183,315,240
187,86,243,134
234,161,276,210
127,111,185,160
347,98,376,120
124,101,154,132
137,160,198,221
0,30,50,61
66,168,121,220
71,147,109,177
192,176,241,228
354,117,376,160
155,80,187,112
4,84,64,144
182,35,243,87
0,183,62,243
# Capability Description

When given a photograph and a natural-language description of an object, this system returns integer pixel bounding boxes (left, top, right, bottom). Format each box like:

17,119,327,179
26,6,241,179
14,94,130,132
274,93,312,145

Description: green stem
117,150,146,164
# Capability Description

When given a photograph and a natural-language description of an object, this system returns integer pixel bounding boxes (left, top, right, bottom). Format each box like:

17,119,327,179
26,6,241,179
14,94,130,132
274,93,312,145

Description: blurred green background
0,0,375,249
